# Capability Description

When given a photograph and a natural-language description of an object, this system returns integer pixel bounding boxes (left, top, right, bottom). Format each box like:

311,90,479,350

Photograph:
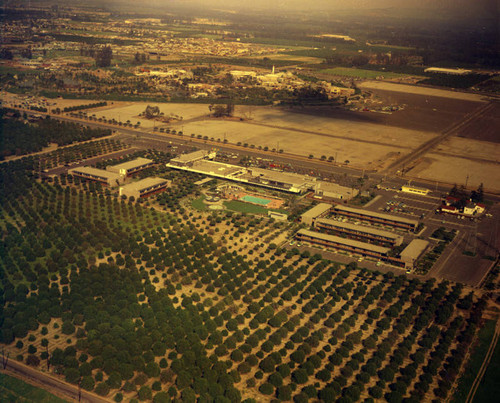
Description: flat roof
333,205,418,226
316,181,356,195
120,177,169,192
400,239,429,260
109,157,153,171
192,160,244,176
315,218,402,240
170,150,208,163
297,229,390,254
250,168,315,187
301,203,332,220
68,166,122,180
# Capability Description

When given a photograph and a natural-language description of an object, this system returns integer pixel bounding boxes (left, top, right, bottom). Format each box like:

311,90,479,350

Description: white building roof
119,177,169,193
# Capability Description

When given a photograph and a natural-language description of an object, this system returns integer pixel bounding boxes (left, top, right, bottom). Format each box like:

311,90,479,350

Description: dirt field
358,81,489,102
179,119,414,169
435,137,500,163
407,154,500,192
455,102,500,143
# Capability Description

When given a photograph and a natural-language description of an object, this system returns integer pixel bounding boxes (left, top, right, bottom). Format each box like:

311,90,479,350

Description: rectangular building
107,157,154,176
401,185,430,196
332,205,419,232
314,181,359,201
119,177,170,199
296,229,390,259
301,203,332,226
68,166,124,187
400,239,429,269
248,168,316,193
268,211,288,221
315,218,403,246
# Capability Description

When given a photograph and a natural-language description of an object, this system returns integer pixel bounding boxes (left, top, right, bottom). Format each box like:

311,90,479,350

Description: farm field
319,67,411,80
0,373,69,403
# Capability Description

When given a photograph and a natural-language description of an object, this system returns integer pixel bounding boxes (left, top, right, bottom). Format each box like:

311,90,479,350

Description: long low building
314,217,403,246
167,154,316,194
296,229,390,260
68,167,124,187
107,157,154,176
119,177,170,199
332,205,419,232
301,203,332,226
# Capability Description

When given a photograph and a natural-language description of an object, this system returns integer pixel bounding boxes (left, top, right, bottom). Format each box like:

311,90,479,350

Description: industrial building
119,177,170,199
107,157,154,176
314,181,359,200
300,203,332,226
296,229,391,260
400,239,429,269
332,205,419,232
314,218,404,247
68,167,124,187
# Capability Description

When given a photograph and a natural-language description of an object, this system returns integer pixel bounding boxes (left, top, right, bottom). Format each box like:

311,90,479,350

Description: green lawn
451,319,497,403
0,373,68,403
224,200,269,214
473,325,500,402
318,67,411,79
192,195,207,211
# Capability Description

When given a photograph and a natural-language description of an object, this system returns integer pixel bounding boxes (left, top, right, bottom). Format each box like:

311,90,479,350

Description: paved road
1,359,110,403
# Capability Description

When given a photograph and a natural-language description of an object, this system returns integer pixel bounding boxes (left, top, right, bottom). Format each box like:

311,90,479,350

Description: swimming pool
240,195,271,206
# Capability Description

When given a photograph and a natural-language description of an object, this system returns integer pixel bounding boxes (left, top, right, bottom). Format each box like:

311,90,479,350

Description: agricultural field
0,145,490,403
0,373,68,403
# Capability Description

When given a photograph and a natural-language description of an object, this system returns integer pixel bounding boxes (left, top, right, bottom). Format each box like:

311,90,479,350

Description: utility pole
1,348,10,369
465,174,469,188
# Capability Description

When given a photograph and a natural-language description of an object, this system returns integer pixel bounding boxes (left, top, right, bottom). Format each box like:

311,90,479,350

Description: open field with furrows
0,153,488,403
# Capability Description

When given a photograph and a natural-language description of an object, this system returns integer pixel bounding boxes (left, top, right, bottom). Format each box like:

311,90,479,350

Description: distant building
107,157,154,176
300,203,331,226
68,166,124,187
119,177,170,199
400,239,429,269
424,67,472,75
